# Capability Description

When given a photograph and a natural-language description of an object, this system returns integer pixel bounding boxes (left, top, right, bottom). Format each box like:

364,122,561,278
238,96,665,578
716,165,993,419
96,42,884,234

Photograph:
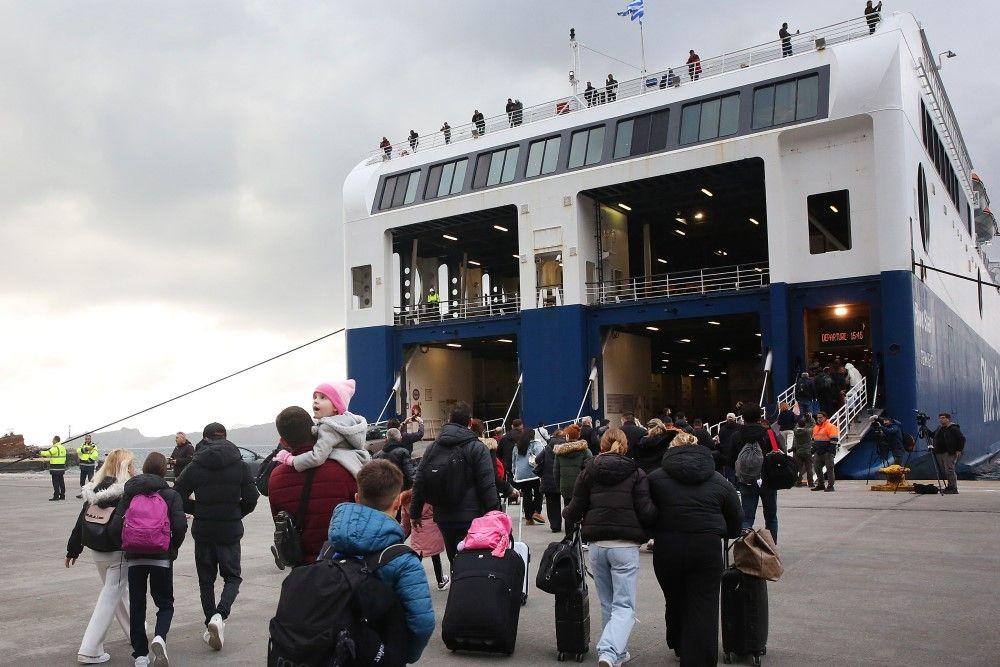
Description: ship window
426,158,468,199
475,146,519,188
614,109,669,158
918,164,930,251
807,189,852,254
679,93,740,144
526,136,561,177
752,74,820,129
378,170,420,210
978,268,984,318
967,200,973,237
352,265,372,310
568,126,605,168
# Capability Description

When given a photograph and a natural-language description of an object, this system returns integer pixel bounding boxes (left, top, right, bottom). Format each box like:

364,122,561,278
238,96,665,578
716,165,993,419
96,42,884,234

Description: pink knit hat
315,380,356,415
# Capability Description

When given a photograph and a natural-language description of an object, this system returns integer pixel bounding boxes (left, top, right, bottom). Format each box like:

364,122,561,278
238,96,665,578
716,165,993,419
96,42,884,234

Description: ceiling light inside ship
657,258,668,264
497,338,513,343
749,217,760,225
755,332,762,337
694,212,705,220
646,326,660,332
442,234,458,241
701,188,713,197
512,254,520,259
618,203,632,211
679,338,691,343
833,305,849,316
673,229,686,236
468,260,481,266
446,343,462,348
721,346,732,351
675,217,687,224
708,320,721,325
829,205,839,213
493,224,509,232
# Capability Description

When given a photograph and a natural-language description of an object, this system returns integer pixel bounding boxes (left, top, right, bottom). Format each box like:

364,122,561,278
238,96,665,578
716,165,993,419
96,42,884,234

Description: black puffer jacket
633,429,677,474
410,423,500,524
533,436,562,494
737,422,780,457
562,453,657,544
621,421,648,452
110,473,188,560
173,439,259,544
718,420,741,466
647,445,742,539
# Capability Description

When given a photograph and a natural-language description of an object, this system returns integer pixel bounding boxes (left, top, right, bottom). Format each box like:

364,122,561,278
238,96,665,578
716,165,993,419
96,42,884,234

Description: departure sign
817,318,868,348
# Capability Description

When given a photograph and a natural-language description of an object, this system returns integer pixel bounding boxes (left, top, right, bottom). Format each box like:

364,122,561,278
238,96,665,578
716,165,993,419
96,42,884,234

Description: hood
81,476,125,507
589,452,639,485
327,502,405,556
192,439,242,470
740,423,768,441
479,437,498,451
554,440,589,456
317,412,369,450
123,473,169,496
660,445,715,484
436,423,479,448
639,430,676,448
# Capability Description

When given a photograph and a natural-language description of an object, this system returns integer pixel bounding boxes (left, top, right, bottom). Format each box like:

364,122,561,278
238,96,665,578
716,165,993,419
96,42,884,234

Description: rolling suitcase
554,527,589,662
511,500,530,605
721,539,769,665
442,546,525,655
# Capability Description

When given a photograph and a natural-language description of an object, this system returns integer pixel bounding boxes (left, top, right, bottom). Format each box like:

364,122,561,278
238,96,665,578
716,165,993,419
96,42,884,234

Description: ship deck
2,473,998,664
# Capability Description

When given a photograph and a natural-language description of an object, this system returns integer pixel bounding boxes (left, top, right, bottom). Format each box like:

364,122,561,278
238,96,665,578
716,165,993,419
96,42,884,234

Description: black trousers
194,541,242,625
653,532,724,667
128,564,174,658
437,521,471,565
513,479,542,517
544,493,562,533
79,465,95,487
50,470,65,498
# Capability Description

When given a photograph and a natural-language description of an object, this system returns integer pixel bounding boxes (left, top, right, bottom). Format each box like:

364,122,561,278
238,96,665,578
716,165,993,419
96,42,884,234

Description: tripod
918,425,947,494
864,424,890,487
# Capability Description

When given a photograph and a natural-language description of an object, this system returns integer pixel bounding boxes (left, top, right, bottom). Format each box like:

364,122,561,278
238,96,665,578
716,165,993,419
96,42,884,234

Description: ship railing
776,382,797,410
537,284,564,308
393,292,520,325
586,262,769,305
708,415,744,438
364,15,875,165
830,377,868,455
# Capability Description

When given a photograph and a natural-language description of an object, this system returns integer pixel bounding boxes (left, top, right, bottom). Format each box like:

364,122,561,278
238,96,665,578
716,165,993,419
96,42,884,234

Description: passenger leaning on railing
811,412,840,492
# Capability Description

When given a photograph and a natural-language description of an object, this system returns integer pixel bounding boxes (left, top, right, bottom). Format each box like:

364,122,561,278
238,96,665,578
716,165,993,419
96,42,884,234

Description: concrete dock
1,473,998,665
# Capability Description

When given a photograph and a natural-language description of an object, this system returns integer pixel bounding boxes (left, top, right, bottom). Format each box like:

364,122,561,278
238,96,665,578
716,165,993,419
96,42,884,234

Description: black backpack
535,527,585,595
81,503,117,552
268,542,413,667
761,431,798,490
375,447,415,491
421,442,470,508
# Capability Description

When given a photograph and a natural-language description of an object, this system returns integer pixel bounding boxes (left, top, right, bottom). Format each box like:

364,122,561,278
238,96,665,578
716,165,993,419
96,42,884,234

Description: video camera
914,410,931,439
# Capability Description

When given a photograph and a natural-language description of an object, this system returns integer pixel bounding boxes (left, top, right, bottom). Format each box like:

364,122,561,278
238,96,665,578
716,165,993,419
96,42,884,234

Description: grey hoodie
289,412,372,477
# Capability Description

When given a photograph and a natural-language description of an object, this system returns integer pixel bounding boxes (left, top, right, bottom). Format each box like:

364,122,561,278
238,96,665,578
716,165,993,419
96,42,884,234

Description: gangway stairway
777,378,880,463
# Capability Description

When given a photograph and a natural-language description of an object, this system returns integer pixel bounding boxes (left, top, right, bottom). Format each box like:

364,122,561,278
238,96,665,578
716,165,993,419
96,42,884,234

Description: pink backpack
458,510,512,558
122,493,171,554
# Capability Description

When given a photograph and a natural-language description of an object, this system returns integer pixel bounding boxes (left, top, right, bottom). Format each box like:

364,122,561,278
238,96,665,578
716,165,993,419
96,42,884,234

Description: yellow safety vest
78,443,99,463
426,293,440,304
40,443,67,467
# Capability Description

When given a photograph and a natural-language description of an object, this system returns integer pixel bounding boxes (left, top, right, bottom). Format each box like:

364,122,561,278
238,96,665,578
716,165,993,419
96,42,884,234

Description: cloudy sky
2,1,996,446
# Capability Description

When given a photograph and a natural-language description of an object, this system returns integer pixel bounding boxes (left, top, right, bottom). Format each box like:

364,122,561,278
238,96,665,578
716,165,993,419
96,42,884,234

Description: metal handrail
393,292,520,325
364,15,876,164
587,262,769,304
776,382,797,409
830,377,868,454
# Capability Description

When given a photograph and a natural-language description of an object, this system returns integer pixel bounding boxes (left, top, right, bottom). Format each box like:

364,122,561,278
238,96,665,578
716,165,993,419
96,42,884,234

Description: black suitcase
554,581,590,662
721,540,769,665
442,547,524,655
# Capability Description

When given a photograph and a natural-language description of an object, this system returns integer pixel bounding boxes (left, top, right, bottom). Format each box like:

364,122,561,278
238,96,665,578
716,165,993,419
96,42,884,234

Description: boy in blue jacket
327,459,434,664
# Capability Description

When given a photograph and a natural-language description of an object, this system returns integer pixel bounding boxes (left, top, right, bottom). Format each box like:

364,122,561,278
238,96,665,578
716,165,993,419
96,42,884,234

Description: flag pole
639,20,647,73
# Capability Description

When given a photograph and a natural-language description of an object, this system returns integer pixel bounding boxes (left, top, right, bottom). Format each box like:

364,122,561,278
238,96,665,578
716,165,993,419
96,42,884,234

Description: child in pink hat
275,380,372,477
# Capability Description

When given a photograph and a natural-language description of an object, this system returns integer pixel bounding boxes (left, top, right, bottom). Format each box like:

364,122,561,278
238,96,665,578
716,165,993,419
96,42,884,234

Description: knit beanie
315,380,356,415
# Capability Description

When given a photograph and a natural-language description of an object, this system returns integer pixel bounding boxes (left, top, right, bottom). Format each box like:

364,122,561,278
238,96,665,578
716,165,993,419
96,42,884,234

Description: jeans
51,470,66,498
589,544,640,664
936,452,959,490
544,493,562,533
738,481,778,543
128,564,174,658
437,521,471,564
80,465,95,487
194,541,242,625
653,532,724,666
814,444,836,488
513,479,542,517
78,550,130,659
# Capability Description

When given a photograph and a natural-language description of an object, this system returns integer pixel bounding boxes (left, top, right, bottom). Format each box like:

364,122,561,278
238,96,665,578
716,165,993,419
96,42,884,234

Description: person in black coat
647,435,742,665
930,413,966,493
620,412,648,452
633,419,677,474
579,416,602,457
168,432,195,480
733,405,780,542
533,431,563,533
173,423,258,643
717,413,741,479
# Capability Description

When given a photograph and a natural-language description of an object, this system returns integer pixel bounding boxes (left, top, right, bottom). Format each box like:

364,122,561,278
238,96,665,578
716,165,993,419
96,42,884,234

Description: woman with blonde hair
65,448,136,664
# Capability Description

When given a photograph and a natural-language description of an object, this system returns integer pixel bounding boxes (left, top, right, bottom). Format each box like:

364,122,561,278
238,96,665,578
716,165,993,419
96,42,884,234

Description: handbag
761,430,798,490
732,528,784,581
273,468,317,568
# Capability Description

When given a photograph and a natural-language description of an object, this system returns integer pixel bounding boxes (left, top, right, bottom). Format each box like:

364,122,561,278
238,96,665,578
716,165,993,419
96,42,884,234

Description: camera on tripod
914,410,931,440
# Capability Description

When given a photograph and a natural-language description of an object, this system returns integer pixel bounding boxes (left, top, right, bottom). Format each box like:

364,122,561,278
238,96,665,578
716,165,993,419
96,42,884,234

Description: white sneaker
437,575,451,591
150,636,168,666
203,630,211,647
618,650,633,665
598,657,614,667
77,653,111,664
134,657,149,667
207,613,225,650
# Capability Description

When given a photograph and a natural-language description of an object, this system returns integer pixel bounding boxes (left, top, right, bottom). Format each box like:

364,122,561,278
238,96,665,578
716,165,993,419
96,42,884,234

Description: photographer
878,417,906,466
929,413,965,494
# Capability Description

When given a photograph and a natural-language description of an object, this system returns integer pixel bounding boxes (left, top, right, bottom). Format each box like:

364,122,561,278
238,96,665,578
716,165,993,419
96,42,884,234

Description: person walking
400,487,450,591
776,401,797,451
76,434,100,497
173,422,259,652
605,74,618,102
511,433,545,525
498,419,530,482
534,428,562,533
815,367,838,416
470,418,518,507
40,435,68,501
620,412,648,453
168,432,195,481
579,416,602,456
554,424,593,515
931,413,965,494
409,403,500,562
648,431,742,665
563,428,657,667
111,452,187,667
408,129,419,152
791,416,815,487
686,50,702,80
65,448,135,664
865,1,883,34
779,22,793,57
718,412,741,482
811,412,840,492
633,419,677,475
796,372,819,417
440,121,452,144
734,405,782,541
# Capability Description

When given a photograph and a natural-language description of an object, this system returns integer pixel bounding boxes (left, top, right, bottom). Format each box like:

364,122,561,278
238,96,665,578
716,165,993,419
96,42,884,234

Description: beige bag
84,504,115,525
733,528,784,581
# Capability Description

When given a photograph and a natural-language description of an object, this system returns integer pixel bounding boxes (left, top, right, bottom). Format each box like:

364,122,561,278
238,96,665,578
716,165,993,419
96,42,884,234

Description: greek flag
617,0,644,23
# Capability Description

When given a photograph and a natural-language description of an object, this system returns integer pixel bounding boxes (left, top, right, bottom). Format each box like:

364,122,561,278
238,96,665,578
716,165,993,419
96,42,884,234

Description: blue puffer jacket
327,502,434,664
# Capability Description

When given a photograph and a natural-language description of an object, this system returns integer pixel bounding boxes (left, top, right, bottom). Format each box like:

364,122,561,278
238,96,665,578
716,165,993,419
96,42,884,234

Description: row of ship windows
378,73,820,211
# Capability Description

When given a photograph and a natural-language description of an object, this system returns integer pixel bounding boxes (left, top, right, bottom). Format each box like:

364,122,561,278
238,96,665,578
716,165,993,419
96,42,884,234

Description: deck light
493,224,509,232
675,217,687,224
468,260,481,266
708,320,721,325
442,234,458,241
657,258,668,264
618,203,632,211
694,212,705,220
498,338,513,343
829,205,839,213
749,217,760,225
673,229,686,236
679,338,691,343
645,326,660,332
701,188,713,197
446,343,462,348
833,305,849,316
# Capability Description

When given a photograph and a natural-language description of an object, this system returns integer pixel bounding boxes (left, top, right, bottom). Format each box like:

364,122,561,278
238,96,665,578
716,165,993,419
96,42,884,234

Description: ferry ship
340,12,1000,478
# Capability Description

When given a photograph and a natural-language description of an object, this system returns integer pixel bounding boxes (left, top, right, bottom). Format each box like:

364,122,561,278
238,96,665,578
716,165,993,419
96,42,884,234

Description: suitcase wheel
521,592,528,606
557,652,566,662
752,655,762,666
574,653,586,662
723,652,733,664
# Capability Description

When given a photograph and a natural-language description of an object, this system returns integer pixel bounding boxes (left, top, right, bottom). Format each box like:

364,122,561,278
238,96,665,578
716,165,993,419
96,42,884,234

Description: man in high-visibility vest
811,412,840,492
76,433,99,498
39,435,68,501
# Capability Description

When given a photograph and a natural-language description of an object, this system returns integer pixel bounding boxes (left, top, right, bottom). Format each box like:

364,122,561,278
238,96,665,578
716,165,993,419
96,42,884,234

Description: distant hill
92,423,279,452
